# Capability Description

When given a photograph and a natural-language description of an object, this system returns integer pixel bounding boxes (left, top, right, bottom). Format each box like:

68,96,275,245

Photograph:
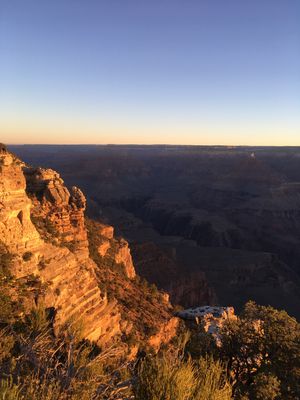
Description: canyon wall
0,145,178,349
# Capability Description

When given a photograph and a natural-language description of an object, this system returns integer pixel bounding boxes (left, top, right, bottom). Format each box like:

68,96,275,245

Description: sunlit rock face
97,223,114,240
114,238,136,279
148,317,180,350
0,145,177,351
0,146,41,252
0,147,121,345
90,220,136,279
24,167,89,260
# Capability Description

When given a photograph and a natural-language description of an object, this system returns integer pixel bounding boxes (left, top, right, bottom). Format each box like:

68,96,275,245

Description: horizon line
7,143,300,148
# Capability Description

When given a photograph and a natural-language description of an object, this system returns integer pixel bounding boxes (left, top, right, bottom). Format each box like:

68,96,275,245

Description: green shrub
250,373,281,400
194,357,232,400
185,326,217,358
22,252,33,262
220,301,300,398
134,353,196,400
0,329,14,363
38,257,48,270
134,352,232,400
0,378,22,400
24,304,50,335
18,377,62,400
144,324,159,337
0,292,14,324
124,331,138,347
0,253,14,275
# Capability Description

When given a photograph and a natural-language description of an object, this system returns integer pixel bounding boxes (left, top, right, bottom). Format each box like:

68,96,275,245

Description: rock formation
177,306,237,344
0,147,122,345
0,147,41,253
24,166,89,259
0,146,177,350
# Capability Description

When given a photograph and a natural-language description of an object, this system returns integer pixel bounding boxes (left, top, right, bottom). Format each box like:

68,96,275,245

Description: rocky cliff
0,145,178,350
24,166,89,259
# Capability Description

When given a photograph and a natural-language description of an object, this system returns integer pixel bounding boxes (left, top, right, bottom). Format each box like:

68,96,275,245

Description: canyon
9,145,300,318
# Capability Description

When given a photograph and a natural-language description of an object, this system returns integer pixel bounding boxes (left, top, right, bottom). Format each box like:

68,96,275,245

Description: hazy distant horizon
7,143,300,149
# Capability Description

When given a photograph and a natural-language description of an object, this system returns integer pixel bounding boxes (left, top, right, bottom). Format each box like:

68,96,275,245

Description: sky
1,0,300,145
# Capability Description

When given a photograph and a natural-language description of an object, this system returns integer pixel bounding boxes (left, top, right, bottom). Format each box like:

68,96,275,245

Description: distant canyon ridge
10,145,300,318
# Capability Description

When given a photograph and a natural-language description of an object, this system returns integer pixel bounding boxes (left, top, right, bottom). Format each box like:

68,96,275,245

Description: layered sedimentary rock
0,148,41,253
87,219,136,279
24,166,89,260
0,146,121,345
114,238,136,279
0,145,177,349
86,218,178,344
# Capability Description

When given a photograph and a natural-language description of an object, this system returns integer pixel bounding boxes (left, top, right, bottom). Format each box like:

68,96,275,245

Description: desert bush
0,253,14,275
134,353,196,400
144,324,159,337
31,215,59,242
38,257,48,270
22,252,33,262
23,304,51,335
134,351,232,400
185,325,217,359
62,241,77,253
0,293,130,400
0,329,14,363
0,291,15,324
250,372,281,400
0,377,22,400
220,301,300,399
194,357,232,400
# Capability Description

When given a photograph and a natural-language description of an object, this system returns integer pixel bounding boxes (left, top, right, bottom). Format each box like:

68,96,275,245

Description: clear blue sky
1,0,299,145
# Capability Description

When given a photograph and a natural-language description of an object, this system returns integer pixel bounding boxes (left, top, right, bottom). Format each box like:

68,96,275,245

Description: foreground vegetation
0,270,299,399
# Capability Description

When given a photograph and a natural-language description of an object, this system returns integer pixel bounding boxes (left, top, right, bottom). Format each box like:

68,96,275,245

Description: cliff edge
0,144,178,351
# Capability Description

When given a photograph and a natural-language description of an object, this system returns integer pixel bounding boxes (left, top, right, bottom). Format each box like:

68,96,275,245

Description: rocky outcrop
0,146,176,351
87,219,136,279
114,238,136,279
177,305,236,323
0,146,122,346
24,167,89,260
97,223,114,240
148,317,180,350
0,147,41,253
177,306,237,344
